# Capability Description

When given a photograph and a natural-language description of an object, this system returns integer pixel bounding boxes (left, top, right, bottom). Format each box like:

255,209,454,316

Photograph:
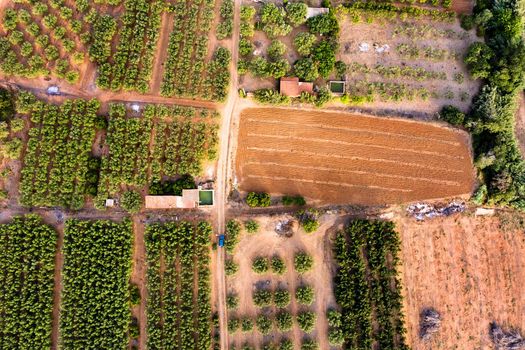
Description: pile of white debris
407,201,466,221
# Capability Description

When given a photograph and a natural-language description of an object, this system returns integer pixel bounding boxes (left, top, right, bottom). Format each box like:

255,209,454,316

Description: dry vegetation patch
397,214,525,350
236,107,475,205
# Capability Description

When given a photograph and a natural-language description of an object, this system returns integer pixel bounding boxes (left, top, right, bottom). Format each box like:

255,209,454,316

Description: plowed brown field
236,108,475,205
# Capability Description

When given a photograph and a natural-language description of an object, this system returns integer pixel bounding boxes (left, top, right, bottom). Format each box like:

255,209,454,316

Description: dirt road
215,1,242,349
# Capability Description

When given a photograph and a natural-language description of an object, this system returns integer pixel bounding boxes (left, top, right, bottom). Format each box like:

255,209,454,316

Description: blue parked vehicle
218,234,225,247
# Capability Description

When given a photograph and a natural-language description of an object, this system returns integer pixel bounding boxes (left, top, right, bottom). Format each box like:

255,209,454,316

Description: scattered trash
406,201,466,221
358,42,369,52
374,43,390,53
419,308,441,341
46,86,61,95
274,219,298,237
475,207,495,216
380,212,395,219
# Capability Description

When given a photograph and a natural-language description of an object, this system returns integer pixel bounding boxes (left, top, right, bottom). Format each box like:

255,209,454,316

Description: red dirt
236,108,475,205
452,0,474,14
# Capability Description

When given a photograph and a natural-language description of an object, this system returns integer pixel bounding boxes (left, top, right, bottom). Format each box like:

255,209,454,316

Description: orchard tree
465,42,494,79
268,40,287,60
294,58,319,81
286,2,308,26
294,32,317,56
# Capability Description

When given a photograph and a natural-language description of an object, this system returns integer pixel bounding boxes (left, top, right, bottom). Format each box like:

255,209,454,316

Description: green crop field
145,221,213,350
60,219,133,350
0,215,57,350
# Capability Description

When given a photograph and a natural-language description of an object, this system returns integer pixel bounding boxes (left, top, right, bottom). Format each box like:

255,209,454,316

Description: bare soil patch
227,213,340,349
397,214,525,350
236,107,475,205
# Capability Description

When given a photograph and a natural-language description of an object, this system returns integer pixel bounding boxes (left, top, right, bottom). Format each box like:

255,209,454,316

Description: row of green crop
337,2,455,22
0,215,57,350
97,103,218,199
145,221,212,350
333,219,409,350
19,98,99,209
60,219,133,350
96,0,163,93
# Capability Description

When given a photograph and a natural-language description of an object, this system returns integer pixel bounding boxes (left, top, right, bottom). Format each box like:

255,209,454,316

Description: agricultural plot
225,216,337,349
0,0,92,82
145,221,213,350
336,6,480,113
159,0,230,101
19,98,99,209
236,108,474,205
333,219,409,349
0,215,57,350
95,0,163,93
97,103,219,199
397,214,525,349
60,219,133,350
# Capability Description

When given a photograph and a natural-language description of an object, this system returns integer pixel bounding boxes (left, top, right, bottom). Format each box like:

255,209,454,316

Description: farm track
236,108,474,205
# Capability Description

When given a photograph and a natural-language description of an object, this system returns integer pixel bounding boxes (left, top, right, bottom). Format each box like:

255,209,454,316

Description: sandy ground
131,216,147,350
396,213,525,350
337,18,481,114
236,107,475,205
227,213,341,349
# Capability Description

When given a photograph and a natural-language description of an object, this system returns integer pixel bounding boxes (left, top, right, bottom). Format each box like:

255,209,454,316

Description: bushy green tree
241,318,254,332
293,32,317,56
271,256,286,275
0,88,14,121
328,329,344,345
440,105,465,126
464,42,494,79
268,40,287,60
273,289,291,308
225,259,239,276
245,220,259,233
286,2,308,26
227,294,239,309
276,311,293,331
246,192,271,207
120,190,142,213
312,41,337,78
253,89,290,105
326,309,342,328
228,318,240,332
306,12,339,35
295,285,314,305
252,256,269,274
256,314,272,334
253,289,272,307
294,58,318,81
294,251,313,273
260,3,292,38
297,311,316,332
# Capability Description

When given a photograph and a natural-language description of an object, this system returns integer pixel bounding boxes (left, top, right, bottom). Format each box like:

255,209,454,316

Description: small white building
306,7,329,19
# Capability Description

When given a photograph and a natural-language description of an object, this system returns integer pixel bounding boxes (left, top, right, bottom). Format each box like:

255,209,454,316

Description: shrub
228,317,240,332
306,12,339,35
245,220,259,233
252,257,269,274
225,259,239,276
294,252,313,273
301,338,319,350
227,294,239,309
225,220,241,253
239,38,254,56
286,2,308,26
293,32,317,56
268,40,287,60
301,217,320,233
439,105,465,126
120,190,142,213
129,283,140,306
294,58,319,82
246,192,271,207
256,314,272,334
271,256,286,275
273,289,291,308
295,285,314,305
326,309,342,328
241,318,254,332
282,195,306,206
9,118,24,133
328,328,344,345
297,311,316,333
276,310,293,331
253,289,272,307
279,339,293,350
254,89,290,105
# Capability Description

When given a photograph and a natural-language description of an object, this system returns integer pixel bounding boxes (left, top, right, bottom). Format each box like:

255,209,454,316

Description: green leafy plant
252,257,269,274
294,251,314,273
245,220,259,233
295,285,314,305
271,256,287,275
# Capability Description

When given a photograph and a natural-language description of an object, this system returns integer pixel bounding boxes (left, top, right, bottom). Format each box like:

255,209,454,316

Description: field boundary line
245,118,461,146
245,175,412,192
245,147,465,173
244,161,461,186
246,133,465,160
